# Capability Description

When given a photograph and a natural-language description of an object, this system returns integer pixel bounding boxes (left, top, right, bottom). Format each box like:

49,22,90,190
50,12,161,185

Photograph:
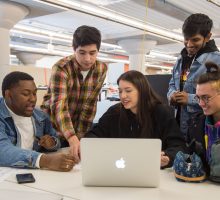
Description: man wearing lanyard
167,13,220,139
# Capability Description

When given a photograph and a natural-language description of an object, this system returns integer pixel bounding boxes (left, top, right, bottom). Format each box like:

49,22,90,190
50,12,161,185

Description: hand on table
161,151,170,167
40,153,75,172
68,135,80,164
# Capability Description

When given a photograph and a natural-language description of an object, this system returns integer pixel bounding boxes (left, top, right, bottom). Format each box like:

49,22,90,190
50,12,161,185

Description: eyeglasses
195,93,220,104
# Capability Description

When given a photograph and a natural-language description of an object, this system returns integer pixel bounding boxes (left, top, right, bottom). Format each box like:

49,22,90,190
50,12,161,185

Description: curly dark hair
2,71,34,97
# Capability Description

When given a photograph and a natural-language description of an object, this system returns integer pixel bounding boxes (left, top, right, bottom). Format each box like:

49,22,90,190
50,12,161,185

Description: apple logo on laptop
115,157,126,169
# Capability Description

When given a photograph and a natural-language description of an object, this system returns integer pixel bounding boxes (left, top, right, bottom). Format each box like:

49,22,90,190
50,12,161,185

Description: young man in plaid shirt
41,26,107,162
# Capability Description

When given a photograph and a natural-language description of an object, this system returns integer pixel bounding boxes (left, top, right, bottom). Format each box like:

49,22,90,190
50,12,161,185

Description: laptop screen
81,138,161,187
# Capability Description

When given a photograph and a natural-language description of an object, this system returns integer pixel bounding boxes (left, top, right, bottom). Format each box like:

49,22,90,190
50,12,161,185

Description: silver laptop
80,138,161,187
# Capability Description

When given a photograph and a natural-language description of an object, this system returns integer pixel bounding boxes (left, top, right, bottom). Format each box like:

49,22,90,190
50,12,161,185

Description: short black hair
2,71,34,97
197,62,220,85
182,13,213,38
72,25,101,50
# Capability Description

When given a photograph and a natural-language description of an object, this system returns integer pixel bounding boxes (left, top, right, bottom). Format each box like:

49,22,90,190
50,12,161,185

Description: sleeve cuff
35,154,43,168
188,93,197,105
44,136,61,151
64,130,75,140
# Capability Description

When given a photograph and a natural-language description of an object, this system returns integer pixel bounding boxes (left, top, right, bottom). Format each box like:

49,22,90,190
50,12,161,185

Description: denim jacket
167,51,220,135
0,98,60,168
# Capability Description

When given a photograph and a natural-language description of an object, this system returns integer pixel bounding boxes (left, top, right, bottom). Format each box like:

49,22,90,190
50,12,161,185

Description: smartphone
16,173,35,184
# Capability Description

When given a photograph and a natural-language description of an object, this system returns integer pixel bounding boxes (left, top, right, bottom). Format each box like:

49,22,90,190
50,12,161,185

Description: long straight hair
117,70,162,137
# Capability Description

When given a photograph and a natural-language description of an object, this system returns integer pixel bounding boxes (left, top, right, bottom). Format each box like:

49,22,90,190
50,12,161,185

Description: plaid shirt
41,55,107,139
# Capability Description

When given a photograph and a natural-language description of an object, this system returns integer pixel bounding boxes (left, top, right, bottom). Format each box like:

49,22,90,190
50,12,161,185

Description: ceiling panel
103,0,183,30
10,0,64,18
28,10,137,36
7,0,220,71
167,0,220,30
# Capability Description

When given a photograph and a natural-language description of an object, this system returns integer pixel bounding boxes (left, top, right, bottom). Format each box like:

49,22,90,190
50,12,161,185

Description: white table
1,166,220,200
0,181,71,200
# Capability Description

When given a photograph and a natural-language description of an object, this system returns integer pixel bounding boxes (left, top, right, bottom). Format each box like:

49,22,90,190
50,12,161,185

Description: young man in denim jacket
0,72,75,171
167,13,220,139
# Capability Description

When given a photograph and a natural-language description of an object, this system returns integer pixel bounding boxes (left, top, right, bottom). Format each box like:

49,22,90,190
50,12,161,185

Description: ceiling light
10,43,172,70
10,44,70,56
12,25,122,49
10,29,70,44
33,0,69,10
207,0,220,6
101,42,122,49
83,0,126,6
14,24,72,40
145,54,156,59
35,0,183,42
106,49,126,53
148,51,177,60
145,63,173,70
97,56,129,64
10,44,128,64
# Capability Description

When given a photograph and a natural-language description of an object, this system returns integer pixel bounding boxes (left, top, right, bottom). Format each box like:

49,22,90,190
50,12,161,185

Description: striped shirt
41,55,107,140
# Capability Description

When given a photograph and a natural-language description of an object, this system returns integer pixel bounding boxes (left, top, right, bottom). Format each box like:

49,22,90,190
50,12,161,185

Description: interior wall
107,63,125,84
8,64,167,106
10,65,52,106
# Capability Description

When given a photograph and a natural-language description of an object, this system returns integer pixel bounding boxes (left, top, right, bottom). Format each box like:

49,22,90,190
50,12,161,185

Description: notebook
80,138,162,187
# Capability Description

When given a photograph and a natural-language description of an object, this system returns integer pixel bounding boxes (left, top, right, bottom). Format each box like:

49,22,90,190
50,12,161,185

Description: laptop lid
80,138,161,187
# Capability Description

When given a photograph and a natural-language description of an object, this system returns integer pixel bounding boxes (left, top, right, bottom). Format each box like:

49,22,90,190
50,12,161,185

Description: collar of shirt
206,116,220,128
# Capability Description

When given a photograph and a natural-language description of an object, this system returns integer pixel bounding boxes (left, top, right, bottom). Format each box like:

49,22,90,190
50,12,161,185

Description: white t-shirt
10,112,34,149
81,70,89,81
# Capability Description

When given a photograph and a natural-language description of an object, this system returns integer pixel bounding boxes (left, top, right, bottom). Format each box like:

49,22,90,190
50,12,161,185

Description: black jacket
186,112,208,172
85,103,186,167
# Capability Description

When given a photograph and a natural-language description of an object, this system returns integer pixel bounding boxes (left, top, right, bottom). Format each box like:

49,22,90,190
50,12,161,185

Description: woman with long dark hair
85,70,185,168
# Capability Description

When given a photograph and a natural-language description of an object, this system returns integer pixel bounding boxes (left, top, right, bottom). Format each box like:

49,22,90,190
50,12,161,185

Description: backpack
173,151,206,182
209,139,220,182
186,112,208,171
186,111,220,182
